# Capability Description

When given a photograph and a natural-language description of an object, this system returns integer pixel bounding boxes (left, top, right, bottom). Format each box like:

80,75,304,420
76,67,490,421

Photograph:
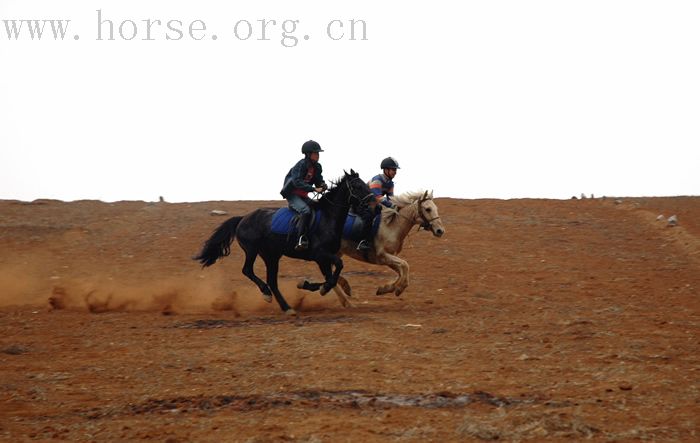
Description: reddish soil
1,196,698,442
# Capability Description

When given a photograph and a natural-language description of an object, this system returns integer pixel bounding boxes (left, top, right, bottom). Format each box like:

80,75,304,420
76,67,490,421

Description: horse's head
339,169,374,212
415,190,445,237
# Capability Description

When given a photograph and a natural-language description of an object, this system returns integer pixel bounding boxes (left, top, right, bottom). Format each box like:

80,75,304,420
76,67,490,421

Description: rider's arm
289,160,315,192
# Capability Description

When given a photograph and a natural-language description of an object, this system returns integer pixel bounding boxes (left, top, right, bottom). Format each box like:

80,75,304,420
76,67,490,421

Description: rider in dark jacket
280,140,327,251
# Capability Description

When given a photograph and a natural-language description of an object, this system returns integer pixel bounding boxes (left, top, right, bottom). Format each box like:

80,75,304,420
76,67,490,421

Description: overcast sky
1,1,698,202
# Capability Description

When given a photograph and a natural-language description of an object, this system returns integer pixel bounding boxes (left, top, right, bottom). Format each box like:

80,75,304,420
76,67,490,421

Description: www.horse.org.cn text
1,10,368,48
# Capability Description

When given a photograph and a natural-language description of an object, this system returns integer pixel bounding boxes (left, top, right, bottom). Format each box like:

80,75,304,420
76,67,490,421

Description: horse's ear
430,190,434,199
343,169,348,176
350,168,356,176
422,190,429,201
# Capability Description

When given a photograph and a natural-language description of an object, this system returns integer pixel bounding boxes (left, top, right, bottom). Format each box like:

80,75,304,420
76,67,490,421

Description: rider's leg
296,212,312,250
288,195,312,251
357,205,378,251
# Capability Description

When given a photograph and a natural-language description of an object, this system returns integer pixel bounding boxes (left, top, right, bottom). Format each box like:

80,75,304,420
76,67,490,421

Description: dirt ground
1,196,698,442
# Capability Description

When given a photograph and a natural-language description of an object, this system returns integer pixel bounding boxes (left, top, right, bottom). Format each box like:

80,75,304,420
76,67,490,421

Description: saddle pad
270,207,321,235
343,212,382,241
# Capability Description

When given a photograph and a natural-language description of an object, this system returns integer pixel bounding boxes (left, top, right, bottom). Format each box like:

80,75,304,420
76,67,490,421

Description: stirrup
356,240,371,251
295,235,309,251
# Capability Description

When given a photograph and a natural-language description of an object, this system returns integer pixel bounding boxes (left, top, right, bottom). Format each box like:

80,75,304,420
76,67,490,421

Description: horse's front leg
326,254,345,295
375,252,409,296
298,275,352,307
315,254,343,296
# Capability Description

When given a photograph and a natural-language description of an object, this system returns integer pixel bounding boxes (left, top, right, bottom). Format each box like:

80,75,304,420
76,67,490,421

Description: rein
417,202,441,230
317,177,372,209
389,196,441,231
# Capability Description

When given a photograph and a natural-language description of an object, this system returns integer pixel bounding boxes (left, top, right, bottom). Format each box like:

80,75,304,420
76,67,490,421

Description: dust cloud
1,267,335,315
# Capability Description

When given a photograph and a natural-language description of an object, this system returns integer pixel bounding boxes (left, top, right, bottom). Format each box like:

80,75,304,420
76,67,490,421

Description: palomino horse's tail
193,216,243,267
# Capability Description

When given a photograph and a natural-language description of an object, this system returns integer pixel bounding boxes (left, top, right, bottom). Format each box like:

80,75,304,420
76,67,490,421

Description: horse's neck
387,203,418,241
322,190,351,228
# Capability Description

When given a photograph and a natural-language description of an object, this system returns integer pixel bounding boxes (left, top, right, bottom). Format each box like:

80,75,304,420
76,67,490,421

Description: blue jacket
369,173,395,208
280,158,325,198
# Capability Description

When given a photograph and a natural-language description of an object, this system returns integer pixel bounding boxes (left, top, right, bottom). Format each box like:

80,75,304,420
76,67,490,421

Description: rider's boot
357,210,374,252
295,213,311,251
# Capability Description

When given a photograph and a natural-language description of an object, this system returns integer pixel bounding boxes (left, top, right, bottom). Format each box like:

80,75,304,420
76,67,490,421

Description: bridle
346,177,374,207
314,176,373,208
415,196,441,231
388,193,441,231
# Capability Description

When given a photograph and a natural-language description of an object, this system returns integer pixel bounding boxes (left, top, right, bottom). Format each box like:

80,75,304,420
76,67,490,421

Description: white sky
1,1,698,202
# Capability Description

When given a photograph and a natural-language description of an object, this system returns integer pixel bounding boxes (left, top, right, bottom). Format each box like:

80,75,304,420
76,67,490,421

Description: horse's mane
383,190,430,224
389,190,429,208
310,174,351,210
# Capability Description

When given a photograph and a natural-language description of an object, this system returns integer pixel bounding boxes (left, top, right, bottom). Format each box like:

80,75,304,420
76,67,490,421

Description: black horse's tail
193,216,243,267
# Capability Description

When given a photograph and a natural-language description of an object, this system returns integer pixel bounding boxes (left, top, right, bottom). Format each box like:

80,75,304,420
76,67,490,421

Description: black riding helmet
301,140,324,154
380,157,400,169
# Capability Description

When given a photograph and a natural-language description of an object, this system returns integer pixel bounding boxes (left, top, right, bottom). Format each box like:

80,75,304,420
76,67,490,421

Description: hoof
340,298,353,308
284,308,297,316
376,286,393,296
262,294,272,303
297,280,307,289
338,278,352,297
320,286,329,296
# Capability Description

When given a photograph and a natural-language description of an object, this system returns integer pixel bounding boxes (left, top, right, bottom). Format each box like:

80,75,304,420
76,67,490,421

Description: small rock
431,328,448,334
210,210,228,216
614,199,623,205
656,214,665,222
667,215,678,227
2,345,29,355
619,383,633,391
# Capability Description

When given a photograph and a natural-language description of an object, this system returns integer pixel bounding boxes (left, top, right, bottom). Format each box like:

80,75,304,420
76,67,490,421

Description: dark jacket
280,158,325,198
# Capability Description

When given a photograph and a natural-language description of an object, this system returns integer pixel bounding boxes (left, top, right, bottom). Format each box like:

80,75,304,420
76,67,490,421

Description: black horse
194,170,374,315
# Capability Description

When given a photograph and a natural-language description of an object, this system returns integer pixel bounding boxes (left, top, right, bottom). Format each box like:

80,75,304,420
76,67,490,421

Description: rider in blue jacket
357,157,399,251
280,140,327,251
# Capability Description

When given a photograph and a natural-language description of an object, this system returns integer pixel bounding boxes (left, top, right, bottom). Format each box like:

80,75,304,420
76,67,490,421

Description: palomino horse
194,170,374,315
299,190,445,303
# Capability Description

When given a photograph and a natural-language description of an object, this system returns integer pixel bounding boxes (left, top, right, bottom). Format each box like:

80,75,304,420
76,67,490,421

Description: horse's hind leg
262,255,295,315
240,245,272,302
337,276,352,297
332,281,353,308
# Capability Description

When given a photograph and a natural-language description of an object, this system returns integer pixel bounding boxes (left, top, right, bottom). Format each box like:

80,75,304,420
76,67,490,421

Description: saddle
270,207,321,235
342,211,382,242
